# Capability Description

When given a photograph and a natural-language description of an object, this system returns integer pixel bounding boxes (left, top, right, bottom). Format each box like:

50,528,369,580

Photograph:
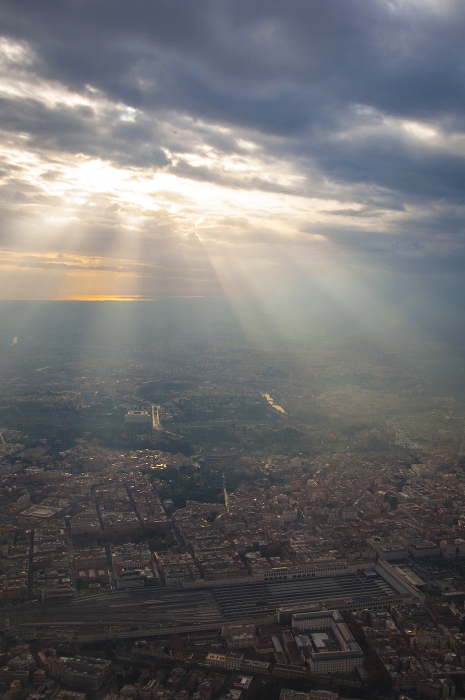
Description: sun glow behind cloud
0,0,463,364
0,72,402,305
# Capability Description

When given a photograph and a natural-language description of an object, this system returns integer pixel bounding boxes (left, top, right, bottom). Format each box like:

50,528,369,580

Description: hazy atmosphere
1,4,465,700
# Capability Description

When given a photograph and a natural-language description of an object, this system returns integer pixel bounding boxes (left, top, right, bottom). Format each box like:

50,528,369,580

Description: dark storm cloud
2,0,464,125
1,0,464,204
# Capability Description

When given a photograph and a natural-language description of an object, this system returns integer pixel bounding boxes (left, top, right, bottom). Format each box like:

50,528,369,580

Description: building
205,652,243,671
227,633,257,648
279,691,338,700
440,539,465,560
124,411,151,425
233,677,253,693
290,610,364,675
280,692,314,700
18,505,62,525
341,509,358,521
202,449,238,467
55,692,86,700
277,561,423,625
417,679,456,699
33,669,47,685
221,623,256,639
137,679,160,700
409,540,441,560
272,664,308,679
38,653,111,692
240,659,271,674
367,537,408,562
253,557,375,582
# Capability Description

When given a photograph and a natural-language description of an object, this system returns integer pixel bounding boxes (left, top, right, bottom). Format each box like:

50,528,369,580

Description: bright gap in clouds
0,128,394,303
0,125,445,362
0,17,464,362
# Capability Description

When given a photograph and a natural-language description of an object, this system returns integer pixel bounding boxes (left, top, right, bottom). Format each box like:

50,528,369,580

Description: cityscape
1,1,465,700
0,302,465,700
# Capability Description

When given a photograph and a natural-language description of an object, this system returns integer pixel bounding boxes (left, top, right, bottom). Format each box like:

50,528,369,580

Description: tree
364,653,392,692
366,669,392,692
165,532,176,547
262,543,280,558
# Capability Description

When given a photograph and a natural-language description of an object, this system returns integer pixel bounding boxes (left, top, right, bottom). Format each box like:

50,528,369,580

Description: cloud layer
0,0,464,315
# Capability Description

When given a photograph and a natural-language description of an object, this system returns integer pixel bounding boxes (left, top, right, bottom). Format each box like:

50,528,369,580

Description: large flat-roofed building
275,560,424,625
408,540,441,560
253,556,374,582
205,652,243,670
202,449,238,466
16,560,424,643
124,410,151,424
18,504,62,524
290,610,364,675
367,537,408,562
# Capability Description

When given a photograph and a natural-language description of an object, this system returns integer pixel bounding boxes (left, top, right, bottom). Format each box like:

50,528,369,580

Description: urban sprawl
1,335,465,700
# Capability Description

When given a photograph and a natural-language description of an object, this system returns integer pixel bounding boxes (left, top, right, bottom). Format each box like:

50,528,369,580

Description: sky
0,0,464,337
